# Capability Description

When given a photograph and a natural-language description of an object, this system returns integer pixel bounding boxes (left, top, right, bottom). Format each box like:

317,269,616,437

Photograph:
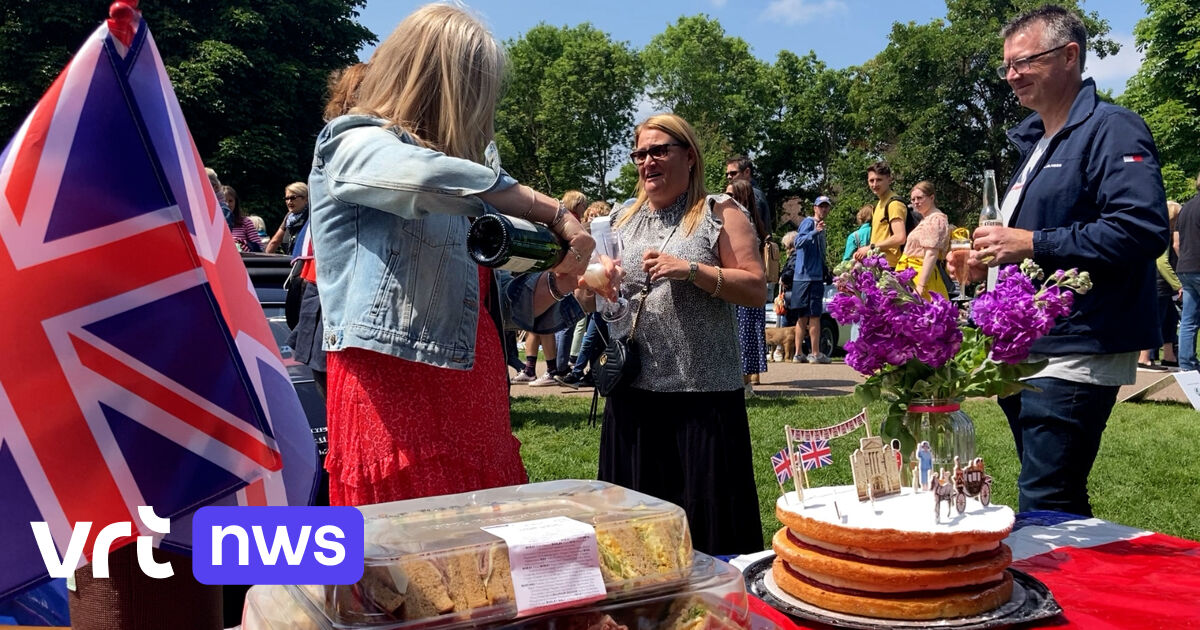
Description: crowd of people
205,2,1190,553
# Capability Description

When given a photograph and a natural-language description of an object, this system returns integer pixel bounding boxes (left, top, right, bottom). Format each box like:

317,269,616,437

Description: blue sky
355,0,1149,96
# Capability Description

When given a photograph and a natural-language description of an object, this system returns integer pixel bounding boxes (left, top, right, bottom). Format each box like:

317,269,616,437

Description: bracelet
521,187,536,220
550,201,568,228
687,261,698,283
710,266,724,298
546,272,567,301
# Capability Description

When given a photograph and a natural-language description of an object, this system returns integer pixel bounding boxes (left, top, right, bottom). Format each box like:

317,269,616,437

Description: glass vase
903,398,976,488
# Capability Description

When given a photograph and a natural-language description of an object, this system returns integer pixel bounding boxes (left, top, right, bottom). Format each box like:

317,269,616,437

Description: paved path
510,360,1195,405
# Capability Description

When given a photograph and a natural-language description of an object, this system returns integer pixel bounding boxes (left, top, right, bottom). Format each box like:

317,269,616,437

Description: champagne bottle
980,169,1002,291
467,213,565,272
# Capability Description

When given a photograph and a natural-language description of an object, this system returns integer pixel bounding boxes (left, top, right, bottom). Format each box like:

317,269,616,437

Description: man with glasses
725,155,771,232
956,5,1168,516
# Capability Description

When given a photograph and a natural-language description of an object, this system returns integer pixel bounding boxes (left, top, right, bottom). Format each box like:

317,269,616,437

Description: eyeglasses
996,43,1068,78
725,169,744,179
284,195,305,201
629,142,685,165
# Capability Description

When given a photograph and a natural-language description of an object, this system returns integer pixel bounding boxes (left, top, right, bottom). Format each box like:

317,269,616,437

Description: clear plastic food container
277,554,747,630
242,583,326,630
488,553,751,630
311,480,695,627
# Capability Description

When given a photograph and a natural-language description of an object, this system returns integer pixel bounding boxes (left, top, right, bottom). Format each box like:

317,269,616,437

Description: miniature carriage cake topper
934,456,994,521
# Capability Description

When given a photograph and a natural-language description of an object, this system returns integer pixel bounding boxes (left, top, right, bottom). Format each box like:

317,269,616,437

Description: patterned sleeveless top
609,193,745,393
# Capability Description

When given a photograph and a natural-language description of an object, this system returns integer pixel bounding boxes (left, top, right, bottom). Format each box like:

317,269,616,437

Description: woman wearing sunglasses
599,113,765,556
265,183,310,255
308,4,600,507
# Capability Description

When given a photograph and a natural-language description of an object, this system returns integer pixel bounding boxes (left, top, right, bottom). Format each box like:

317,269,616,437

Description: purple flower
971,264,1076,363
830,258,961,373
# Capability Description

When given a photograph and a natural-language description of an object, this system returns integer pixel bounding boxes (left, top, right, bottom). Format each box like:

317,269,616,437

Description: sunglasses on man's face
725,169,744,179
629,142,685,165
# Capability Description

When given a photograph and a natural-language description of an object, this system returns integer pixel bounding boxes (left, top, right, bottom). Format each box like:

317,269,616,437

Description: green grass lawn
510,394,1200,550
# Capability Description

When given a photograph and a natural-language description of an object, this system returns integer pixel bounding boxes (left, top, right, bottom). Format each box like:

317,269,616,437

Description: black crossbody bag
593,284,650,397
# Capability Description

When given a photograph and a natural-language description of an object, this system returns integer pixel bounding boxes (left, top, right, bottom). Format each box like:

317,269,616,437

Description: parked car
764,284,850,358
241,252,327,504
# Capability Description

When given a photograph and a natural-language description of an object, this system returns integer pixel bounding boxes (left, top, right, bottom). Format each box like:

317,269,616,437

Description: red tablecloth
748,518,1200,629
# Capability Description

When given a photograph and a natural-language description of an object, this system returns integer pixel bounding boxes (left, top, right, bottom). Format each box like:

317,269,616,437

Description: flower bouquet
829,250,1091,460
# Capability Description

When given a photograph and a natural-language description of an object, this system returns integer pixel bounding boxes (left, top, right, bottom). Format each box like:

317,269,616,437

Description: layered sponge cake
771,485,1015,620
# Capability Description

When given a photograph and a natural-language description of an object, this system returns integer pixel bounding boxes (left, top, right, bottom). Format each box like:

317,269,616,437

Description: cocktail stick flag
798,440,833,470
0,3,316,600
771,449,793,485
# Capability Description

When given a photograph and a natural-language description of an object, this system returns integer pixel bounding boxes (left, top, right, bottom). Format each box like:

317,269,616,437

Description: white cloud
711,0,728,7
761,0,847,26
1086,32,1143,96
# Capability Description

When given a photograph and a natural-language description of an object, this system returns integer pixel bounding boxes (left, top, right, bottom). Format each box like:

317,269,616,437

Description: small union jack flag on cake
771,449,793,484
799,440,833,470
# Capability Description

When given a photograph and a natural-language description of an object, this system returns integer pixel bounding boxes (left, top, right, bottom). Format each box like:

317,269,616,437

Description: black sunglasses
629,142,686,165
284,195,305,201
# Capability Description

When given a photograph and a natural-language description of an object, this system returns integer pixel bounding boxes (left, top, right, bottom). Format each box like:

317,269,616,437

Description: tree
0,1,375,223
1119,0,1200,201
759,52,855,207
847,0,1116,225
495,24,642,200
641,15,772,192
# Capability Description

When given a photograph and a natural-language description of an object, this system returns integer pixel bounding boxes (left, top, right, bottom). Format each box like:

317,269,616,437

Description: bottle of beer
980,169,1002,291
467,213,565,272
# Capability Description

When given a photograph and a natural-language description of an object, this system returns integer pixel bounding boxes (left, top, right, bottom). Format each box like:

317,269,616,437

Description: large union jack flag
0,12,316,600
799,440,833,471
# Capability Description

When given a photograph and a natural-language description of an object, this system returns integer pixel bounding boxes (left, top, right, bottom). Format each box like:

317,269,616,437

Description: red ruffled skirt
324,269,527,506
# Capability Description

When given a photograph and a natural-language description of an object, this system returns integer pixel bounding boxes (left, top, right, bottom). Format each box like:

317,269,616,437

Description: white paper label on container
481,516,606,615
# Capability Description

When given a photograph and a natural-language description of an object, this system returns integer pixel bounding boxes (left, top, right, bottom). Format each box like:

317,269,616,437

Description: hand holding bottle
969,225,1034,267
549,212,593,277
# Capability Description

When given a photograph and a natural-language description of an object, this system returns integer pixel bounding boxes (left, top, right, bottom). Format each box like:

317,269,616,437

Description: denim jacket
1007,79,1168,355
309,115,582,370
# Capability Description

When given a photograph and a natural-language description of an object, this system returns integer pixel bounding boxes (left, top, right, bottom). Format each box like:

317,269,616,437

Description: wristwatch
687,261,699,283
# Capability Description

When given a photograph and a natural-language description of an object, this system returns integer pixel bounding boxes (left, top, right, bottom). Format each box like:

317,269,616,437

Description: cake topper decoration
916,441,934,491
850,433,902,503
770,448,797,501
781,408,869,505
932,457,994,521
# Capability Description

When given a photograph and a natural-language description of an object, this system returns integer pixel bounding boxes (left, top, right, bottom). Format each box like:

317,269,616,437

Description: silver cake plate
744,554,1062,629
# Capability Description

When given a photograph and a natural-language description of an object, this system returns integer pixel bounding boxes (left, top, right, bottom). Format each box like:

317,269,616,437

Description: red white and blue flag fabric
771,449,793,485
0,12,317,600
798,440,833,470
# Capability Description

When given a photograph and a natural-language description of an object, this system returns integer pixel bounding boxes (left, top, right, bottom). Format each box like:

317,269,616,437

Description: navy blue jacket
1007,79,1168,355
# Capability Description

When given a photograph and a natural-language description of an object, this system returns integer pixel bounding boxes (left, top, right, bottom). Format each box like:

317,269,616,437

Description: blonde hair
1168,200,1182,225
248,215,266,233
618,114,708,236
353,4,503,163
856,204,874,224
561,190,588,216
285,182,309,199
324,63,368,122
584,201,611,222
912,180,935,199
782,230,798,251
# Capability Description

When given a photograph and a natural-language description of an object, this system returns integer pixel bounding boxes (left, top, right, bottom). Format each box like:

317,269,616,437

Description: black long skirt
598,387,764,556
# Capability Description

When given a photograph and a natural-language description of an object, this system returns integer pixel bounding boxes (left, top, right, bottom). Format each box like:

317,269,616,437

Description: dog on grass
765,326,795,362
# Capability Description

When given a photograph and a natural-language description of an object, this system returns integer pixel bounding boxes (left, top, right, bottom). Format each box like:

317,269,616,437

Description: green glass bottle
467,214,566,272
